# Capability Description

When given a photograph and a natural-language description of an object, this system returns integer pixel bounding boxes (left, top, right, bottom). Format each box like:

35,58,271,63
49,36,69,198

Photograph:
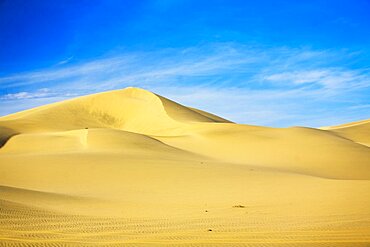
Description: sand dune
322,119,370,147
0,87,369,246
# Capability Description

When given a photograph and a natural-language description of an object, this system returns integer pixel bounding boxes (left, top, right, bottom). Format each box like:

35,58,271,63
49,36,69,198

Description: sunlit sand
0,87,369,246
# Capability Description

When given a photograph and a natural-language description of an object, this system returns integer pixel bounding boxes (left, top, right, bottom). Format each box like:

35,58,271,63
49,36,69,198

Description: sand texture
0,87,369,246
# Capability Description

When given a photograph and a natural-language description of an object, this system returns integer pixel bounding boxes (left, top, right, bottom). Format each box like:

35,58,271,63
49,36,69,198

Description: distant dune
0,87,369,246
321,119,370,147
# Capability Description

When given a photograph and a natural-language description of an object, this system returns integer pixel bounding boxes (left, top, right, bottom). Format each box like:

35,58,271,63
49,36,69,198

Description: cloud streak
263,68,370,90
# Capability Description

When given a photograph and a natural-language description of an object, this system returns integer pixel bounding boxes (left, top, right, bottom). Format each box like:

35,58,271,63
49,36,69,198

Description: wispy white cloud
347,104,370,110
0,88,79,101
263,68,370,90
57,56,74,65
0,55,135,88
0,43,369,127
1,88,54,100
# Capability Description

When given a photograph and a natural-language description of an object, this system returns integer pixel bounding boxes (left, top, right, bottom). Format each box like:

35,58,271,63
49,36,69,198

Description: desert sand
0,87,369,246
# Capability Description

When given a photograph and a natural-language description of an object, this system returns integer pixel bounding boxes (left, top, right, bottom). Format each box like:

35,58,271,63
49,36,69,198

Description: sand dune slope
0,87,369,246
322,119,370,146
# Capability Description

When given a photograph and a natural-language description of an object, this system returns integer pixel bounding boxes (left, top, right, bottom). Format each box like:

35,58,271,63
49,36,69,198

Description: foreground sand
0,87,369,246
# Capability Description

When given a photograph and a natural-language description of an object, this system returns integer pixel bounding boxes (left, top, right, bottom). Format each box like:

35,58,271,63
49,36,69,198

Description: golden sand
0,87,369,246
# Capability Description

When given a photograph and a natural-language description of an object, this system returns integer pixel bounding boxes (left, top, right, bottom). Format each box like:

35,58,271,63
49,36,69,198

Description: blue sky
0,0,369,127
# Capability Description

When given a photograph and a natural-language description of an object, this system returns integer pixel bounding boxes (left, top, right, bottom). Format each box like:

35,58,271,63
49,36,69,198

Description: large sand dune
0,87,369,246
